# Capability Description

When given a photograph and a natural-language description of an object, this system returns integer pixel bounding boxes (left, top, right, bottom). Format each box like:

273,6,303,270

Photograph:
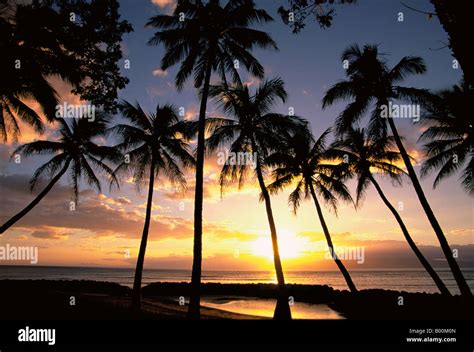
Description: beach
1,279,472,320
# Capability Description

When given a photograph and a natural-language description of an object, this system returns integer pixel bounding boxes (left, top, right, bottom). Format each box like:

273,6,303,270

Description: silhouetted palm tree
332,128,451,295
419,81,473,195
0,115,118,234
322,43,472,296
207,78,306,319
1,3,85,142
0,72,56,142
109,101,195,312
146,0,277,317
0,14,57,142
266,127,358,293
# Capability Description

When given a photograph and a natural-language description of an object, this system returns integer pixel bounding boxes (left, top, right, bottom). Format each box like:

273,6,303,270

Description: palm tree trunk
308,182,358,293
188,51,215,319
387,118,471,296
132,159,156,312
368,174,451,296
252,143,291,320
430,0,473,88
0,160,70,234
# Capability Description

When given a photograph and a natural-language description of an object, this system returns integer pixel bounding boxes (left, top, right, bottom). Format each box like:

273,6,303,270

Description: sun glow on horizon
250,230,312,260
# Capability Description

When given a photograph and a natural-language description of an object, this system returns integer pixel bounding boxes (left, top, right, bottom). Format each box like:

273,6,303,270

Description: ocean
1,265,473,295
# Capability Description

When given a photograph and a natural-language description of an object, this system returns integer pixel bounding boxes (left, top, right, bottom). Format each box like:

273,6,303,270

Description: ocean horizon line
1,264,473,272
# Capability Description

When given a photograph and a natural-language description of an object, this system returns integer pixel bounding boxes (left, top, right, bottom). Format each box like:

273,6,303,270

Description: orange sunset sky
0,0,472,272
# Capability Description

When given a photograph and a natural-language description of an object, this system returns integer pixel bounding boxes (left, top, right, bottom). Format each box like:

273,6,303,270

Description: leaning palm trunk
368,174,451,296
0,160,70,234
188,53,214,319
253,149,291,319
308,182,358,293
387,118,471,296
132,159,156,311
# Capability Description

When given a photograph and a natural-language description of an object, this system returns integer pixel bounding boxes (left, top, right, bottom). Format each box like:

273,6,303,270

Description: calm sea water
1,265,473,295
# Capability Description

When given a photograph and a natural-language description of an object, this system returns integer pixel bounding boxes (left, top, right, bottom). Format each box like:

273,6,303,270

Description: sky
0,0,472,273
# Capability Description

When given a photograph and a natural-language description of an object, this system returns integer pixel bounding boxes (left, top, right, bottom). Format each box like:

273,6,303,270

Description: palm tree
1,3,84,142
109,101,195,312
146,0,277,318
322,43,472,296
0,16,58,142
0,115,118,234
207,78,306,319
332,128,451,295
419,81,473,195
0,30,59,142
266,127,358,293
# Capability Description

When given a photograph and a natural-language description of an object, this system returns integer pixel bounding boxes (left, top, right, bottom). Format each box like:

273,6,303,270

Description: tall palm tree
109,101,195,311
322,43,472,296
266,127,358,293
207,78,306,319
332,128,451,295
0,115,118,234
146,0,277,317
419,81,473,195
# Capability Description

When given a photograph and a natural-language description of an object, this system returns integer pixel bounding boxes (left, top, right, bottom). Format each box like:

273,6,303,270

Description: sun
250,229,307,260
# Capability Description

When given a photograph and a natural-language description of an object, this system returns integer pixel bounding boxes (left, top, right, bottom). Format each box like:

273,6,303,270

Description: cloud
30,229,69,240
150,0,177,14
116,197,132,205
447,228,474,242
97,194,132,207
0,173,259,243
183,105,198,121
309,237,474,270
204,226,259,242
2,172,471,271
243,77,260,87
151,0,176,7
152,68,168,77
157,153,262,202
0,174,192,240
103,239,474,271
